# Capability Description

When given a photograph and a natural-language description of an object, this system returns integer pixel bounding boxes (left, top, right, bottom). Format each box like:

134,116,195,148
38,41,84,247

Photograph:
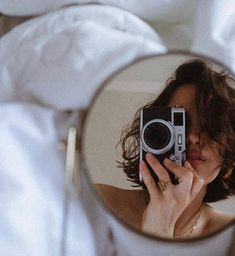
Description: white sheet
0,5,165,256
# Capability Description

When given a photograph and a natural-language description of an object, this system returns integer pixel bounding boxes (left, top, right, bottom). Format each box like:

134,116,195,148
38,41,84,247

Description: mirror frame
79,50,235,242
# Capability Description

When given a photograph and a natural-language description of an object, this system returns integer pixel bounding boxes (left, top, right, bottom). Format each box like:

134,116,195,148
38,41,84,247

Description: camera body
139,106,186,184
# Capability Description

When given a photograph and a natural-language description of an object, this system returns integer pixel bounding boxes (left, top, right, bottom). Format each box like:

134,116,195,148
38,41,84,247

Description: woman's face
167,84,223,184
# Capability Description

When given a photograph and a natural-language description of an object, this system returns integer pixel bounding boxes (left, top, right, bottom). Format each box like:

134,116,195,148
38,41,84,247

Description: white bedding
0,0,196,23
1,1,235,256
0,5,165,256
192,0,235,72
0,5,164,109
0,104,91,256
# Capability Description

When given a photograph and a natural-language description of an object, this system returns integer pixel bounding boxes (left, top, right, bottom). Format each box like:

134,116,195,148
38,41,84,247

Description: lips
186,149,206,166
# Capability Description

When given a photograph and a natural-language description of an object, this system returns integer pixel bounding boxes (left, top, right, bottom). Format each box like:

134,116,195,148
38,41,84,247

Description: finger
190,177,205,197
184,160,204,183
163,158,188,179
186,162,205,195
139,160,160,198
182,160,205,195
184,160,193,170
145,153,171,182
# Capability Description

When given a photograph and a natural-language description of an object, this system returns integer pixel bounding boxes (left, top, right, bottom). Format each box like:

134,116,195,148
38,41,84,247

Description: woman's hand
140,153,205,238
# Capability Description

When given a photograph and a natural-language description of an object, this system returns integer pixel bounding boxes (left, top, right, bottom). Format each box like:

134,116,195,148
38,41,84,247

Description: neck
174,186,207,237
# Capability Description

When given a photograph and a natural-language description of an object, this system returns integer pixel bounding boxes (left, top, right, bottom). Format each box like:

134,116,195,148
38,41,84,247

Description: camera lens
144,122,171,150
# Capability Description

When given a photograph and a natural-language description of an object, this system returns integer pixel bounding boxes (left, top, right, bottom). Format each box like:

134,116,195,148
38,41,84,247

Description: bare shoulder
95,183,143,198
95,184,146,228
95,184,146,209
203,204,235,233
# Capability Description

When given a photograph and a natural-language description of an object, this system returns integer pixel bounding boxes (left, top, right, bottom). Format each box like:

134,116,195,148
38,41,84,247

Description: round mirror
82,52,235,240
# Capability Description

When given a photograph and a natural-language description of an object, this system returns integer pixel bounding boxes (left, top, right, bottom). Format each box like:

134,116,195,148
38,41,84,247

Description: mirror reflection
82,53,235,239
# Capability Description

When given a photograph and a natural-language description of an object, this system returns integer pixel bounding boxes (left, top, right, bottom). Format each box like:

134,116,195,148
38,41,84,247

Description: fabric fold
191,0,235,72
0,5,165,256
0,5,165,110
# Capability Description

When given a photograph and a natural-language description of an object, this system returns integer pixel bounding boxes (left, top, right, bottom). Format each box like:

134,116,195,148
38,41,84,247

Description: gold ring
157,180,169,192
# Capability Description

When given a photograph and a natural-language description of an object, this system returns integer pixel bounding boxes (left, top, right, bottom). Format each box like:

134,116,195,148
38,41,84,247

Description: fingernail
164,158,171,164
146,152,153,158
184,161,192,168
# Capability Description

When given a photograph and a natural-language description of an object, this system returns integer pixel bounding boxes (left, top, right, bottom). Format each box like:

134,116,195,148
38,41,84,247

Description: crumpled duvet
1,1,235,256
0,5,164,109
191,0,235,73
0,4,164,256
0,0,197,21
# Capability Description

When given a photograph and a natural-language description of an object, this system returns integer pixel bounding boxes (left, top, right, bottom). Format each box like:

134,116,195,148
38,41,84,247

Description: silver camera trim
172,107,186,166
141,119,175,155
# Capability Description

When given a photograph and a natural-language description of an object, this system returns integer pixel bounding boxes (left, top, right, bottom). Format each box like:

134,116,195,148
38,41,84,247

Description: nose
185,109,201,146
186,127,201,146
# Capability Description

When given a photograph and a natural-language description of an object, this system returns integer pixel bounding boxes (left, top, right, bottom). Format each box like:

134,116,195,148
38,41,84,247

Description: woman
96,59,235,238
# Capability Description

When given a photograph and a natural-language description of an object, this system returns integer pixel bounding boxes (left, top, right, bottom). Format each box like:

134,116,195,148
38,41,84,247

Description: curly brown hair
117,58,235,203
